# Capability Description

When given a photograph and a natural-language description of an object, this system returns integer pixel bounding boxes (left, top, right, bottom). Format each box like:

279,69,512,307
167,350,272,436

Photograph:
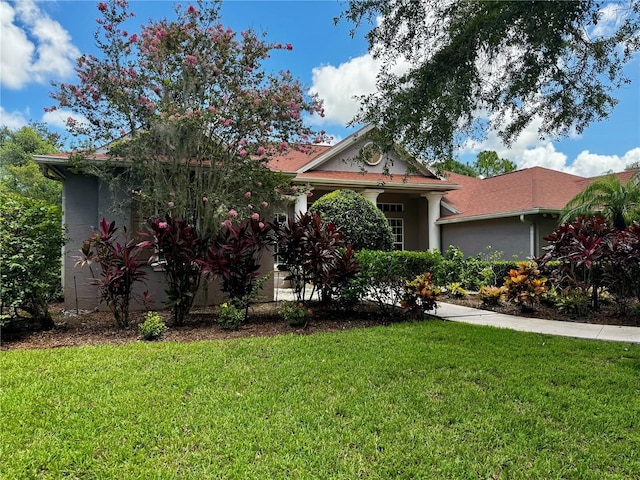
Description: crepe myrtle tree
52,0,327,235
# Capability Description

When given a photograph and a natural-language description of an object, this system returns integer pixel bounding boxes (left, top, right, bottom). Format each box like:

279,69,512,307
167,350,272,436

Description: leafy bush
200,218,274,318
217,302,245,330
77,218,149,328
0,191,64,329
478,286,506,307
354,250,442,316
503,262,548,312
138,311,167,340
555,290,590,317
274,211,356,304
281,301,311,327
309,189,394,251
445,282,468,299
142,216,205,326
401,272,441,319
538,216,612,308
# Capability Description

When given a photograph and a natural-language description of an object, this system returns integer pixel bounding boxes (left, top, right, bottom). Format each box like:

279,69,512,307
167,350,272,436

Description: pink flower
185,55,197,66
258,222,265,229
251,213,259,220
261,201,269,208
291,185,297,191
285,43,293,50
244,191,251,198
129,33,138,43
158,221,168,229
228,209,238,217
240,149,247,157
168,201,175,208
307,192,313,197
187,5,198,15
247,204,253,209
257,181,263,187
257,146,266,155
120,129,126,136
98,2,107,12
224,118,233,127
202,196,208,202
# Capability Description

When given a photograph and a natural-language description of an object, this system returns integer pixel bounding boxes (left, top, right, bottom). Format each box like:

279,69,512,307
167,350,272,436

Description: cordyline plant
537,216,613,309
51,0,328,235
603,222,640,313
198,217,274,323
76,218,150,328
141,215,206,326
274,211,356,304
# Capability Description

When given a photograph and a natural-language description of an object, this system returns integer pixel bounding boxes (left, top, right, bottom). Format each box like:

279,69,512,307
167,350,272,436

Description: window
388,218,404,250
377,203,404,213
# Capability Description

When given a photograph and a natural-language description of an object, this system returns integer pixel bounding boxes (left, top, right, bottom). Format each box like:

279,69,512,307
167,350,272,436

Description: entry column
422,192,443,252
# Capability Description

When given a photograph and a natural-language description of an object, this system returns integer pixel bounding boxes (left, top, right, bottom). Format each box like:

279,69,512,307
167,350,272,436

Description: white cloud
0,106,28,129
518,143,569,172
0,0,80,89
566,148,640,177
591,3,625,38
309,54,381,125
42,108,88,130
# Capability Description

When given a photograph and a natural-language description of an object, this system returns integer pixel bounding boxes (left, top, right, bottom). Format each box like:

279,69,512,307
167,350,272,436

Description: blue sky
1,0,639,177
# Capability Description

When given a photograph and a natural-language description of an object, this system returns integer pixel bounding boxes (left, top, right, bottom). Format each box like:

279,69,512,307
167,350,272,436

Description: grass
1,321,639,479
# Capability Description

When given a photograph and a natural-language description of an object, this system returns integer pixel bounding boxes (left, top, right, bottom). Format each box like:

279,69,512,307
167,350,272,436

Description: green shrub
309,189,394,251
354,249,443,316
138,312,167,340
281,301,311,326
0,191,64,329
555,290,590,317
217,302,245,330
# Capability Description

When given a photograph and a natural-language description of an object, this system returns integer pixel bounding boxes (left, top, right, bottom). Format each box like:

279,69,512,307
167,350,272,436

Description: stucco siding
316,142,407,175
441,218,531,259
62,172,273,312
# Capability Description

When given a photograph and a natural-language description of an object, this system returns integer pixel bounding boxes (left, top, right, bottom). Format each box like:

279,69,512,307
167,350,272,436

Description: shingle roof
266,146,332,173
441,167,639,222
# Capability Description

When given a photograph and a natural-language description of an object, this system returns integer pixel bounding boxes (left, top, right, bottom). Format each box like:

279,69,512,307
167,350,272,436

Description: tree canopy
0,124,63,205
339,0,639,160
439,151,516,178
52,0,326,234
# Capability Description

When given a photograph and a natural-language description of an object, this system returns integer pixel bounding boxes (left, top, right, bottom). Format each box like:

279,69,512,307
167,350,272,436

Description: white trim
294,176,458,192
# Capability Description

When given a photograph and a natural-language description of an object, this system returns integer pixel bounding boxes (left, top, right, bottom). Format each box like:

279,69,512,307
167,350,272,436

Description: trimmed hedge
310,189,394,251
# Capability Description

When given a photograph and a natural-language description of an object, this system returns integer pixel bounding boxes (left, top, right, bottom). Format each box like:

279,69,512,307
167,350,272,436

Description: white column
422,193,443,252
360,188,385,205
294,192,308,216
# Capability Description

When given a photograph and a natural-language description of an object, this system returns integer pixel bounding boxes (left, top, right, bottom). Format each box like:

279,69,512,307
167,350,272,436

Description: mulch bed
2,296,638,351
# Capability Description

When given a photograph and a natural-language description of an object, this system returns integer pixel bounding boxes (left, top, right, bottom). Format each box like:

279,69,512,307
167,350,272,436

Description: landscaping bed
443,293,640,327
2,293,638,351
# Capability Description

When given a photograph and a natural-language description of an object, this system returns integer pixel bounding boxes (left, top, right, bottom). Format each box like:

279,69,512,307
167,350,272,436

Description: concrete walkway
433,302,640,344
275,288,640,344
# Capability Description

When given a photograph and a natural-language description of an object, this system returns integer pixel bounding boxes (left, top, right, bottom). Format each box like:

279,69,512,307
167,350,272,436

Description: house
34,124,634,310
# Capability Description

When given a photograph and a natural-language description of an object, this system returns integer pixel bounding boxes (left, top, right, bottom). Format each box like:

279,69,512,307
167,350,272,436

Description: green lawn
2,321,639,479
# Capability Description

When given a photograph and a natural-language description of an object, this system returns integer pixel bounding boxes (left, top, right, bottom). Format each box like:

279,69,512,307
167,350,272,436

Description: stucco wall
441,217,531,259
61,171,273,312
316,142,407,175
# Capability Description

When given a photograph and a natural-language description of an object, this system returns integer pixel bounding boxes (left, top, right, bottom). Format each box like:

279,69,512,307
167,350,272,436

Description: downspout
519,214,536,258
